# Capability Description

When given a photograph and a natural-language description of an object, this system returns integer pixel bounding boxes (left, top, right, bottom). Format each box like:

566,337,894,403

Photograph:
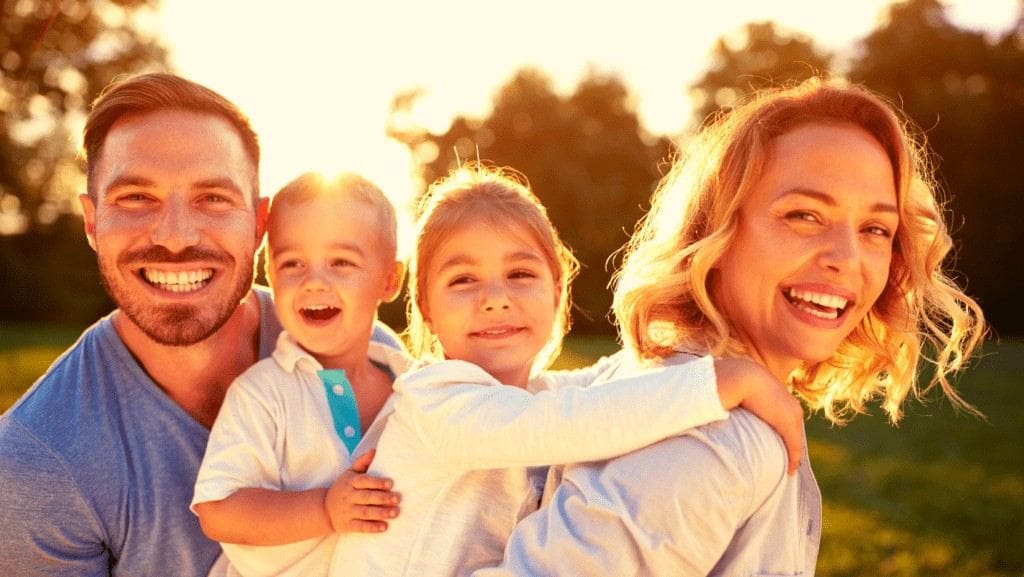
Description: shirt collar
271,330,415,377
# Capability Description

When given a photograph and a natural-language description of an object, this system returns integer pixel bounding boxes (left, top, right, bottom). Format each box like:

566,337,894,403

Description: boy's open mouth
301,305,340,321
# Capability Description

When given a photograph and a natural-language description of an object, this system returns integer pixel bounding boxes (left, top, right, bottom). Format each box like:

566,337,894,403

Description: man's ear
255,196,269,241
80,194,98,252
382,261,406,304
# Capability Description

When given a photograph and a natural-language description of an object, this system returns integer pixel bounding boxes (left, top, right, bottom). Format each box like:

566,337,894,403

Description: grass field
3,326,1022,576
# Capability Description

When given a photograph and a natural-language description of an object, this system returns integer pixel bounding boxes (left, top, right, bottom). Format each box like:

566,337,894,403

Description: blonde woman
477,78,985,576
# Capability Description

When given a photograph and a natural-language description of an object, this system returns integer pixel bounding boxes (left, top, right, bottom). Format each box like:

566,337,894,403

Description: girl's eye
448,275,474,287
279,260,301,270
509,269,538,280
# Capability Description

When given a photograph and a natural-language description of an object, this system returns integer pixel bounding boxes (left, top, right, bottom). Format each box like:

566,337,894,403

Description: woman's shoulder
568,408,787,499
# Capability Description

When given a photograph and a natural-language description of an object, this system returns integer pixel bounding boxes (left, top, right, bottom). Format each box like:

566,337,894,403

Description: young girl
328,165,803,577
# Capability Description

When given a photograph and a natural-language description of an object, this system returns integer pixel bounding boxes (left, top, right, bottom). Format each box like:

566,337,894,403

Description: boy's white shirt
328,352,727,577
193,331,413,577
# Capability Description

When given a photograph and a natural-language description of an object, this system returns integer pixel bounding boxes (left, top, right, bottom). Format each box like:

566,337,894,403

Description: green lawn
2,326,1021,576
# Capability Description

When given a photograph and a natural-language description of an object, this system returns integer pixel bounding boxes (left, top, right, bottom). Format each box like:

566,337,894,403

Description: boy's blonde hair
613,77,986,423
265,171,399,278
407,165,579,375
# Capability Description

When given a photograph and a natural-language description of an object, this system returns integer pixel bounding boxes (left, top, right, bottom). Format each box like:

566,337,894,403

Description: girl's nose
481,281,512,311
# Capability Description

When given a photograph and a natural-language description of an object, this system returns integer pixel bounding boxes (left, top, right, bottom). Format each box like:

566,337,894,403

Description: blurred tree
688,21,833,129
1,0,167,324
850,0,1024,336
388,69,671,334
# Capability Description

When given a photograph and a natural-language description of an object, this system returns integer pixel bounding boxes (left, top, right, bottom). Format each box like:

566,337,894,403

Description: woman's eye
448,275,474,287
279,260,301,270
864,225,893,238
786,210,820,224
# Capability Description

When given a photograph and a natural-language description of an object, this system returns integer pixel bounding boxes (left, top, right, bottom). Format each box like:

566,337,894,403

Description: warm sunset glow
158,0,1017,253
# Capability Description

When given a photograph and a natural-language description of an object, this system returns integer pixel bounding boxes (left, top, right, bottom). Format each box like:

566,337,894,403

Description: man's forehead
95,110,258,198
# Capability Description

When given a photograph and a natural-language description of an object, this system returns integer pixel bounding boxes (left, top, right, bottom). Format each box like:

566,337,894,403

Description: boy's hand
714,358,805,475
324,449,401,533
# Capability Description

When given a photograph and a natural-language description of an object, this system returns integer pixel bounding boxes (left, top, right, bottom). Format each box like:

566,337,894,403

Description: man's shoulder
1,317,137,458
4,319,116,421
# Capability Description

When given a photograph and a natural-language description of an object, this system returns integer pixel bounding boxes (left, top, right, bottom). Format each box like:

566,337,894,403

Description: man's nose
150,195,200,253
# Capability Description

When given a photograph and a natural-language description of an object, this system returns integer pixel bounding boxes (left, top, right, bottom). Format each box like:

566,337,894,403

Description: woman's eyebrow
778,187,898,214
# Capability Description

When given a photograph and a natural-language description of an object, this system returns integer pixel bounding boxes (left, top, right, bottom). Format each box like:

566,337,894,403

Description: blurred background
1,1,1022,575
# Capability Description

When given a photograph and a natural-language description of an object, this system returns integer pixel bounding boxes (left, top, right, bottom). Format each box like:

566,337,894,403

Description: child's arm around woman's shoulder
393,354,801,472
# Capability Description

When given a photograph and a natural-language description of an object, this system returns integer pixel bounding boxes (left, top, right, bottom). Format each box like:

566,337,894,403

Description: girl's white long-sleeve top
328,353,727,577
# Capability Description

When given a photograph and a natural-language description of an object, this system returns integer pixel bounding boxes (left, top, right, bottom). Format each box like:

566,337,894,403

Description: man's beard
98,244,255,347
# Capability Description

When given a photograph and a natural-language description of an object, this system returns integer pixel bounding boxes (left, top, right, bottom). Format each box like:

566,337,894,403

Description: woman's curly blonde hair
613,77,986,424
406,164,579,377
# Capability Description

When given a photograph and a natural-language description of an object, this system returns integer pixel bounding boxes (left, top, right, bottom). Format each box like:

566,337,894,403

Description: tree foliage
2,0,166,232
688,21,832,129
390,69,671,333
849,0,1024,336
1,0,166,323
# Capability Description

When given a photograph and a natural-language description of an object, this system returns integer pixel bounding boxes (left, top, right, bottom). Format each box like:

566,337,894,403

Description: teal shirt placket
318,369,362,454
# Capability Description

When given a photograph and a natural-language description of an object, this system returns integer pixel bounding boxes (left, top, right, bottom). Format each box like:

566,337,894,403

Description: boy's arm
194,487,334,545
397,356,739,469
193,379,400,546
192,377,327,545
195,450,397,545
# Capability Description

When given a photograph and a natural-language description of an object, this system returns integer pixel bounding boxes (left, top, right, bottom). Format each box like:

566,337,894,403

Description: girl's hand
715,358,805,475
324,449,401,533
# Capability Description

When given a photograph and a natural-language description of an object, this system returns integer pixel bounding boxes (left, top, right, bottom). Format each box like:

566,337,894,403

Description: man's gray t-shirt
0,287,399,576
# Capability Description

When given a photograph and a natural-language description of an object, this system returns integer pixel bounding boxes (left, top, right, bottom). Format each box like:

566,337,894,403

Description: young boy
192,172,409,577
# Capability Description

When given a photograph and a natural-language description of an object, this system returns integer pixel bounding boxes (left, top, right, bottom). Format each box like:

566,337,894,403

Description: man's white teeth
304,305,331,311
143,268,213,293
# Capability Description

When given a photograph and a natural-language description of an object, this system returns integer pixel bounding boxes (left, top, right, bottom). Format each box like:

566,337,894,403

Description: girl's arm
397,355,781,469
536,352,622,392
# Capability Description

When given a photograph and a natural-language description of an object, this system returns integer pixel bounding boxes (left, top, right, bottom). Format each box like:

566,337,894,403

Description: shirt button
344,426,356,438
332,384,345,396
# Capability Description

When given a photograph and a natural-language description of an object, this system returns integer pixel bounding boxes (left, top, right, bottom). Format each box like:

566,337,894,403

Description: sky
158,0,1019,229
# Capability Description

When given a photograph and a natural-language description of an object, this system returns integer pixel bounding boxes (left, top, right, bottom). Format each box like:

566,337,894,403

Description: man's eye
117,193,152,204
332,259,356,268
